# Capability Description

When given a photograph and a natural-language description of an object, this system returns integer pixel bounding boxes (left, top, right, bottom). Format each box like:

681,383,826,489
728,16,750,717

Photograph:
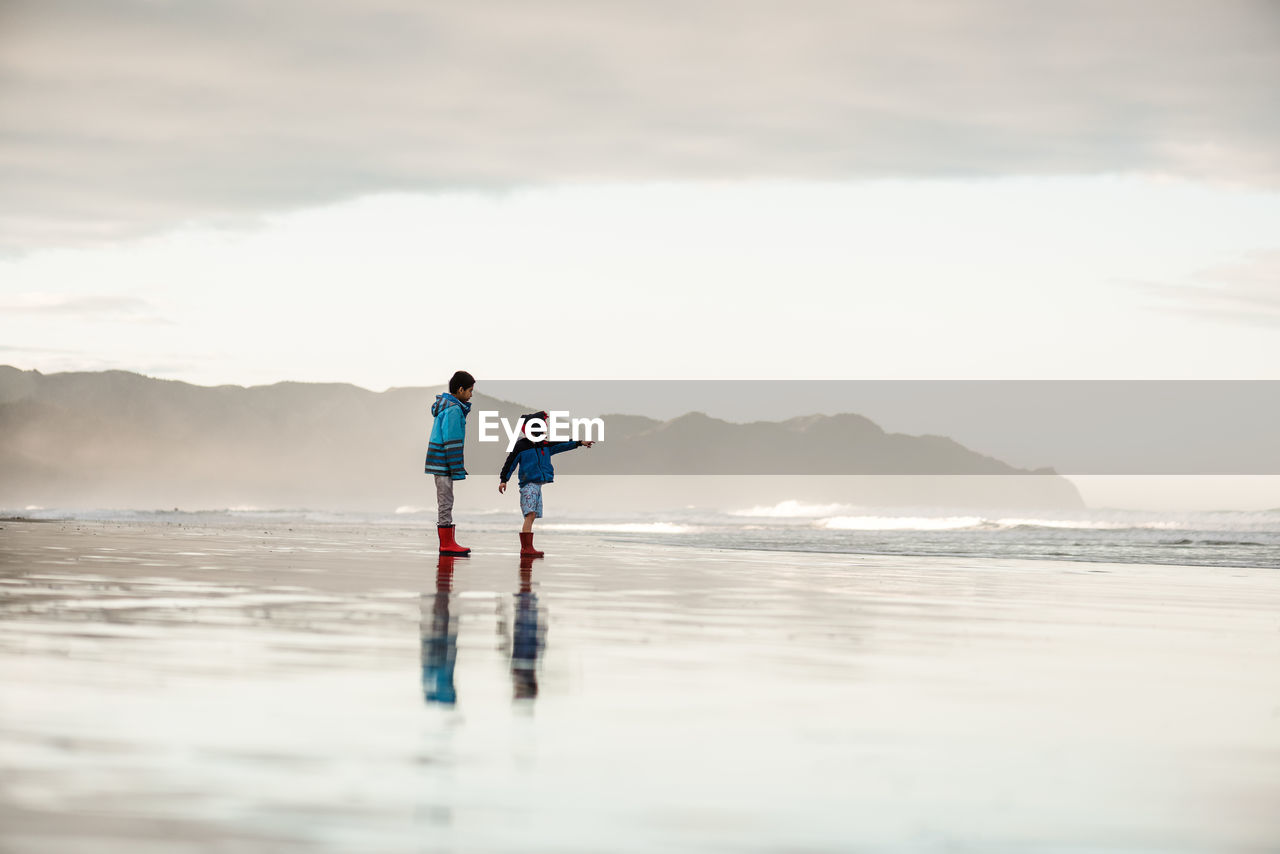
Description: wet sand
1,519,1278,852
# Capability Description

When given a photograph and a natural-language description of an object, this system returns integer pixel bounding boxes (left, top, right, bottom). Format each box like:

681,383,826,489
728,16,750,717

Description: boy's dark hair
449,370,475,394
520,411,549,440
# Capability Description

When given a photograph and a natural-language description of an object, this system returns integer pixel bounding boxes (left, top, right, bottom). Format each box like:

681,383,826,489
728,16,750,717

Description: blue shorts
519,483,543,518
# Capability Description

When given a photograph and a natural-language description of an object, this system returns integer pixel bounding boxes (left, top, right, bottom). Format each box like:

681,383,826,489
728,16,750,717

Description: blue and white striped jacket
424,393,470,480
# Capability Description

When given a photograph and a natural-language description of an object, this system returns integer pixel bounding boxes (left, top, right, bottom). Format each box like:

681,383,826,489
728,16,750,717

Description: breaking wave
816,515,1187,532
731,501,859,518
539,522,697,534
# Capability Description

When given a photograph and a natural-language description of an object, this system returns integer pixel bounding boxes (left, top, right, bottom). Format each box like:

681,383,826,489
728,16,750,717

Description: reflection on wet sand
6,522,1279,853
511,564,545,700
419,555,547,706
420,555,458,705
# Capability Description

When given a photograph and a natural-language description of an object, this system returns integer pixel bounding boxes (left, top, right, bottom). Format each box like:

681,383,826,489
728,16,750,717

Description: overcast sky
2,4,1278,391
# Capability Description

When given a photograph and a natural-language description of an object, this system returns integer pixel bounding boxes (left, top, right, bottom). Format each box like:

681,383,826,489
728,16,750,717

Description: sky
2,1,1278,507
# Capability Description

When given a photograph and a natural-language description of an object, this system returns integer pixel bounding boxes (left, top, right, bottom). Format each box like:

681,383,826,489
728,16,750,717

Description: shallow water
2,521,1279,852
18,505,1279,569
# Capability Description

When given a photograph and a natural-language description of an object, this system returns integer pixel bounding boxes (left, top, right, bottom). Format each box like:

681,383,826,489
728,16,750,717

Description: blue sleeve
500,448,521,483
547,441,581,456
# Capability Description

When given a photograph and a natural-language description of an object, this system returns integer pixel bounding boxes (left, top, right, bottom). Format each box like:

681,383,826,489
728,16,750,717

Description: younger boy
498,411,593,557
425,370,475,555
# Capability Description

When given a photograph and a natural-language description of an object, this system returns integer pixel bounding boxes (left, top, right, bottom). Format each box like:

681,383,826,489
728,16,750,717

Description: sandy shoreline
2,519,1279,852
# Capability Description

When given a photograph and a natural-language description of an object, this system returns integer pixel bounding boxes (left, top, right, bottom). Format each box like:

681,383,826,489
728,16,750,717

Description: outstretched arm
547,440,593,455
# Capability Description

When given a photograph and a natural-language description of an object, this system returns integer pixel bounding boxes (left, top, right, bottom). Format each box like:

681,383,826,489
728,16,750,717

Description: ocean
9,502,1278,570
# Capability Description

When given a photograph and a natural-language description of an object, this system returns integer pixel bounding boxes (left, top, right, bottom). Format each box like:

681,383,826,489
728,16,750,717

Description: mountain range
0,366,1083,511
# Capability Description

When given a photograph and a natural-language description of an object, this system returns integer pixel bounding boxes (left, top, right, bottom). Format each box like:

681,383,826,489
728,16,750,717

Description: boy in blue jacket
498,411,593,557
425,370,475,555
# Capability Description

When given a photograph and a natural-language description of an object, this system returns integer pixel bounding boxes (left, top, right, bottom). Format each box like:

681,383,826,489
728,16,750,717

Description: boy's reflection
421,555,458,705
511,559,546,700
419,555,547,706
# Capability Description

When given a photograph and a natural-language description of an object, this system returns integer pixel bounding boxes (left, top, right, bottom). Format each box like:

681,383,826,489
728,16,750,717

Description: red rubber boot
438,525,471,556
519,531,544,557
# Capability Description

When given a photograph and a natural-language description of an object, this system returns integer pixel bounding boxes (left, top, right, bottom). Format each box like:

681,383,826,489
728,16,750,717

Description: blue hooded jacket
499,439,583,487
425,393,471,480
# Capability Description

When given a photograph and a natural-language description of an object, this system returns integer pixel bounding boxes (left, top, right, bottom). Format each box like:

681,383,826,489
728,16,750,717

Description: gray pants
434,475,456,526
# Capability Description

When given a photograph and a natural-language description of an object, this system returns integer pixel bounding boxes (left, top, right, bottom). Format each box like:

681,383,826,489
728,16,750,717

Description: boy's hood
509,412,551,452
431,393,472,416
519,411,549,436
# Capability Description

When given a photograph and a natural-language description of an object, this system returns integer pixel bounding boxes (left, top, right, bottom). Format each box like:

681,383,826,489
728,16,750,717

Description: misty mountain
594,410,1052,475
0,367,1082,511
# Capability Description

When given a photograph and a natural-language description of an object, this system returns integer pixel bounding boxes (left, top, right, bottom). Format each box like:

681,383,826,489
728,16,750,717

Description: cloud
2,0,1279,248
0,294,171,323
1136,250,1280,327
0,348,202,377
0,344,79,354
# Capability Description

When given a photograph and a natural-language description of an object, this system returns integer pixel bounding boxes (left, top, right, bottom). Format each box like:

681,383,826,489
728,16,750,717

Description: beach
2,518,1278,852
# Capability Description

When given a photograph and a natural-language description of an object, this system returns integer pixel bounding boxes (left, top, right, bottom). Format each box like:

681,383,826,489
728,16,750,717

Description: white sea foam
994,518,1183,531
818,515,1187,532
539,522,696,534
731,500,859,518
821,516,987,531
